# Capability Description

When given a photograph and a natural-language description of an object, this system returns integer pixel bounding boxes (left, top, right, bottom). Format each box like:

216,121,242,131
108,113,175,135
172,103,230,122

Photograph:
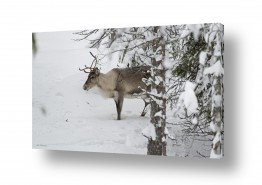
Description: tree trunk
147,27,167,156
210,76,223,158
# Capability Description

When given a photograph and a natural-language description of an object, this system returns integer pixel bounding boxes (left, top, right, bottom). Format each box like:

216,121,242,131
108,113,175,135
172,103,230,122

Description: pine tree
166,23,224,157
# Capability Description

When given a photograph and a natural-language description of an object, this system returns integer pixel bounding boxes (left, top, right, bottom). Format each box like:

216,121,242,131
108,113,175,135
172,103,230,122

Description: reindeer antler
79,65,90,73
89,52,98,69
79,52,99,73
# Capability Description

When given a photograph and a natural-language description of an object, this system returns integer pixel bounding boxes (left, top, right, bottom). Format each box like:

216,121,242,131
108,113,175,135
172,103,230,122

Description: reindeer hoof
141,113,146,117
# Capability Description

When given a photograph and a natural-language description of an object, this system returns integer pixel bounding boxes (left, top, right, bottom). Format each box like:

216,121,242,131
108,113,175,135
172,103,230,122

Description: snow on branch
176,81,199,116
142,123,156,140
199,51,207,65
210,132,223,159
204,60,224,76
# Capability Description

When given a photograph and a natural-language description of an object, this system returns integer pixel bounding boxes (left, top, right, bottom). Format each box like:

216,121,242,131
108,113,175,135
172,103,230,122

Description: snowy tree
165,25,208,157
201,24,224,158
74,26,172,155
166,23,224,157
32,33,38,57
141,27,167,155
73,23,224,157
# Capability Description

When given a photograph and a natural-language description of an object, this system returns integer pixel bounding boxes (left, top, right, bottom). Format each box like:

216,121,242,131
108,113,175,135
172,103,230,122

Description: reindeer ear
95,68,100,75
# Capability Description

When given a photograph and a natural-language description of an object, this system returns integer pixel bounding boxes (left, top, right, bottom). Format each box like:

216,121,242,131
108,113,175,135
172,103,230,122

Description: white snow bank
33,32,150,155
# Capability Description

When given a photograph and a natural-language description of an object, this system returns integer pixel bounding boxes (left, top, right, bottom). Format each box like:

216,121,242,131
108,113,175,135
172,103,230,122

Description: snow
163,54,174,69
208,31,216,42
164,127,169,135
142,123,156,140
33,26,218,158
165,68,173,80
185,80,196,91
149,88,163,98
33,32,149,155
155,111,162,117
199,51,207,65
212,132,221,145
151,95,164,107
187,24,202,41
204,33,209,43
214,36,222,57
213,95,222,108
176,81,199,115
180,30,191,38
210,121,216,132
154,75,163,85
210,149,223,159
204,60,224,76
191,117,198,125
210,132,222,159
180,24,202,41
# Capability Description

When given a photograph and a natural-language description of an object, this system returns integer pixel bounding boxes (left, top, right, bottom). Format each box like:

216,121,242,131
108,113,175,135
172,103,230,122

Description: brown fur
83,66,150,120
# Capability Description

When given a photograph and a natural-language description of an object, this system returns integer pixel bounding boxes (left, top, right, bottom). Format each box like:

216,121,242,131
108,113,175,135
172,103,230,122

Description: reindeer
80,52,150,120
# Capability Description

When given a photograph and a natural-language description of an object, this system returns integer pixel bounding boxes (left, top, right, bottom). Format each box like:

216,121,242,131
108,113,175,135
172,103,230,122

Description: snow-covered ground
32,32,153,155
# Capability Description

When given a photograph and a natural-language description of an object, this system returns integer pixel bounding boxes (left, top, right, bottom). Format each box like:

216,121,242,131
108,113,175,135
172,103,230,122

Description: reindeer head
83,67,100,91
79,52,100,91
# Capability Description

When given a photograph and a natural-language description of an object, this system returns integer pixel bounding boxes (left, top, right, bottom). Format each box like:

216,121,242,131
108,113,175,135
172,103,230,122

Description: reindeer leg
141,99,150,117
114,94,124,120
114,100,118,118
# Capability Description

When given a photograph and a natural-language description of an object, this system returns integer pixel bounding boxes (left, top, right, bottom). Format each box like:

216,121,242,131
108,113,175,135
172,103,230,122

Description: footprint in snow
55,92,64,97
